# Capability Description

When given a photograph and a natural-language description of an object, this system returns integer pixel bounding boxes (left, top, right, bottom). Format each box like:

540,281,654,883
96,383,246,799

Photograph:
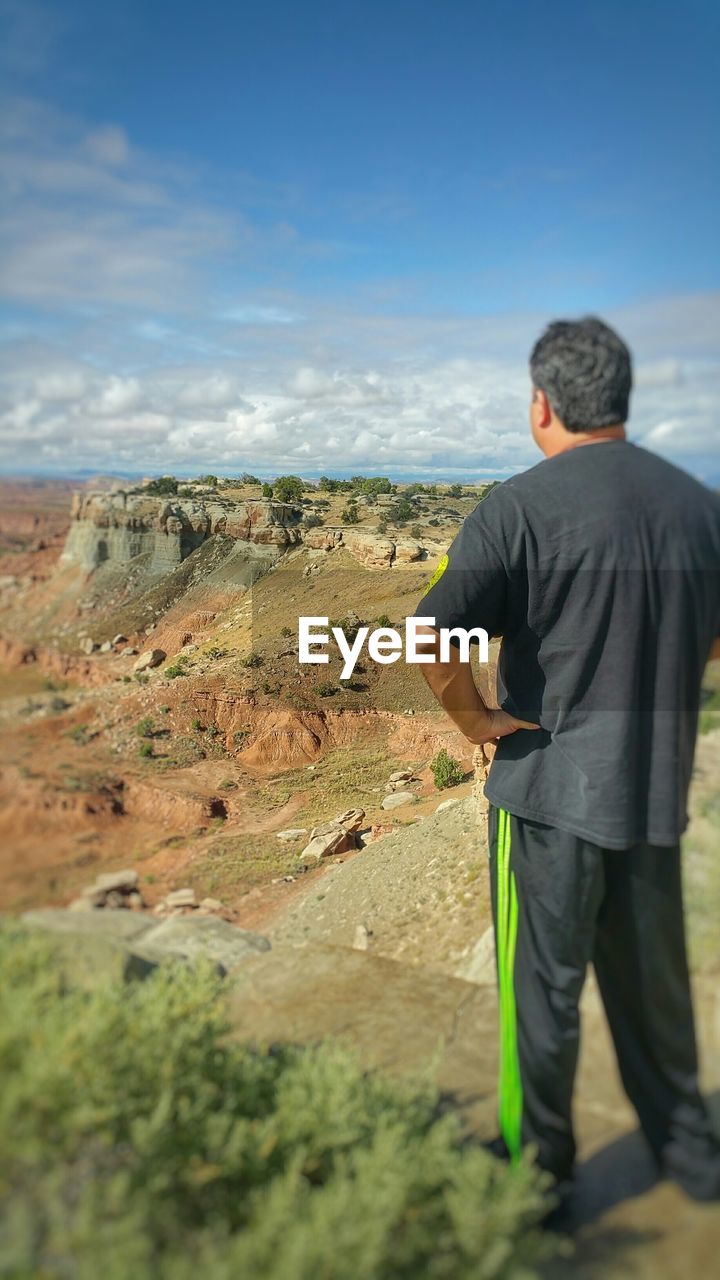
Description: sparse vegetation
430,748,465,791
67,724,91,745
138,741,153,758
241,652,263,669
341,502,360,524
0,926,554,1279
165,664,187,679
316,681,337,697
390,498,413,524
273,474,304,503
144,475,179,496
136,716,155,738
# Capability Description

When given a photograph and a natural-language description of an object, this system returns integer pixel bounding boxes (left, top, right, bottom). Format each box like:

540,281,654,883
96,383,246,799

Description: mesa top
415,441,720,849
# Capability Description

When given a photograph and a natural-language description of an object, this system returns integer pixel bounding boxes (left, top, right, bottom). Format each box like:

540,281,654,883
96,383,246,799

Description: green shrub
375,614,391,628
390,498,413,524
304,514,324,528
145,475,178,495
280,626,293,638
67,724,91,745
316,681,336,698
341,503,360,525
191,717,204,731
136,716,155,738
0,926,555,1280
165,664,186,679
273,475,304,503
430,748,465,790
410,524,422,540
241,652,263,669
138,741,153,758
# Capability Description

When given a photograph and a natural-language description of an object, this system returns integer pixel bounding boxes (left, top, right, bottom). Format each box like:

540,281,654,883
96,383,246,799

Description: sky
0,0,718,482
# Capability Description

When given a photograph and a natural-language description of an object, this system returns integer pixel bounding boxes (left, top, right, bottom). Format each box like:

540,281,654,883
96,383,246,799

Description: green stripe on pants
496,807,523,1160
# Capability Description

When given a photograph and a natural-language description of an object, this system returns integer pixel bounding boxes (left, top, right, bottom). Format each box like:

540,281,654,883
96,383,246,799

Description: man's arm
710,637,720,662
416,625,539,746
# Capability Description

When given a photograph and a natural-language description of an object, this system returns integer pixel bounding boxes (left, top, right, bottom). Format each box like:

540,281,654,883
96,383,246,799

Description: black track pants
487,804,720,1199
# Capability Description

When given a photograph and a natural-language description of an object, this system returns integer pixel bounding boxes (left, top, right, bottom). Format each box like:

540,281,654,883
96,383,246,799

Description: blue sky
0,0,718,480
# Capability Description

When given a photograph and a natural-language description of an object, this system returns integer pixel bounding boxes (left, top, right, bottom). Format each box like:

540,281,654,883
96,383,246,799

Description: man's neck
549,423,626,457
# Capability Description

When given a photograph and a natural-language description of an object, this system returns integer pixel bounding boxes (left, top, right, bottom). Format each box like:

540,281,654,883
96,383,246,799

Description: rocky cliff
60,488,426,576
61,490,304,575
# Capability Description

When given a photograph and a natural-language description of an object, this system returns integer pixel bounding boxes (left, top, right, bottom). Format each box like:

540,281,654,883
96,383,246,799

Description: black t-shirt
415,441,720,849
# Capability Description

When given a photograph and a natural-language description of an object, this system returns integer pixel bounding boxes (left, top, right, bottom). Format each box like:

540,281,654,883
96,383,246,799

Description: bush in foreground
431,747,466,790
0,927,557,1280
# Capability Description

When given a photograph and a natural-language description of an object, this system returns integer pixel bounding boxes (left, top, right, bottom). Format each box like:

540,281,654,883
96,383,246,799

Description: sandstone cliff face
60,490,427,577
61,491,304,574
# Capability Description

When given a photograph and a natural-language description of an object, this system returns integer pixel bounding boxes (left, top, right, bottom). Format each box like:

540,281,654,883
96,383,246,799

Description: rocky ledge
60,489,426,576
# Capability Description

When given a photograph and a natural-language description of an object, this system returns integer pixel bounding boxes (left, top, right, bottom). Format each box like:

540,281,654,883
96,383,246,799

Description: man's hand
414,624,539,745
462,707,540,746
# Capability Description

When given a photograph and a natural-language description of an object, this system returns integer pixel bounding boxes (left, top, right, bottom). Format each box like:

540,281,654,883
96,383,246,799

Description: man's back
419,440,720,847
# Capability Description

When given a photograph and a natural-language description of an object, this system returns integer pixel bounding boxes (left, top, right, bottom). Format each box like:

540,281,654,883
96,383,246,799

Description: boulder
20,908,271,982
276,828,308,842
389,769,413,783
164,888,197,909
298,828,355,866
133,648,166,673
353,923,370,951
303,528,343,551
436,798,461,813
381,791,417,810
343,532,396,569
135,915,271,975
99,640,113,652
91,869,139,894
112,633,128,646
393,540,423,564
309,808,365,840
22,907,151,943
80,637,97,654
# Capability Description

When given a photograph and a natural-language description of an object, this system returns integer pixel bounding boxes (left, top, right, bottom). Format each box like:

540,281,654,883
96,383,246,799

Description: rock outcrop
61,491,304,575
60,489,427,579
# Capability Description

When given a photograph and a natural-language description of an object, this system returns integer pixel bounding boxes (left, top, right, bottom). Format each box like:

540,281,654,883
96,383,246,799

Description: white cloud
1,310,717,478
0,97,717,480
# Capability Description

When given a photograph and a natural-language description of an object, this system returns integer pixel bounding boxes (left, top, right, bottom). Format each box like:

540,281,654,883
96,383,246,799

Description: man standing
415,317,720,1201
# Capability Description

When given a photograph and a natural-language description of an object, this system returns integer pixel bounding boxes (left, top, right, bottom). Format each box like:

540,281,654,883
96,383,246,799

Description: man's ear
534,388,553,429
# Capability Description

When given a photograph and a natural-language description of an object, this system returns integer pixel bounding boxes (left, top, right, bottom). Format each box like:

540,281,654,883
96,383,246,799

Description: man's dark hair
529,316,632,432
